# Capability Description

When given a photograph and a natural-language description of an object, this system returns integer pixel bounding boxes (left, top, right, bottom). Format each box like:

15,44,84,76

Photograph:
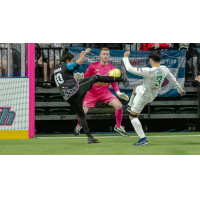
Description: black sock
87,134,93,138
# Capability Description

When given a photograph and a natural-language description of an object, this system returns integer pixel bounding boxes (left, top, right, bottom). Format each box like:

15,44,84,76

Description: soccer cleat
133,137,150,146
114,125,128,136
121,65,129,87
88,137,101,144
74,125,82,136
122,104,131,112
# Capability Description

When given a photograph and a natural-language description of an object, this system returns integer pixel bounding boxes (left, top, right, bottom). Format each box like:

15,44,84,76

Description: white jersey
122,57,184,103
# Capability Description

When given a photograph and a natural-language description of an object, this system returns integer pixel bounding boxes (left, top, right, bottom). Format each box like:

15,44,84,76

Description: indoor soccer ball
109,69,121,77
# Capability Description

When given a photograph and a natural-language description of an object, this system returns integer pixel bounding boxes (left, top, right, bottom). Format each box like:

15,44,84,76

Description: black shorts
78,76,96,97
60,76,96,101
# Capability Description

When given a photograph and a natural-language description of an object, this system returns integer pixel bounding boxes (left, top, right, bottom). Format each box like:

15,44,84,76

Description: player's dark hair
60,48,74,62
148,50,161,62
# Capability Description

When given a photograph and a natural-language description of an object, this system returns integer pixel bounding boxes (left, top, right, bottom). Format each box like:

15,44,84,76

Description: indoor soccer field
1,43,200,156
1,132,200,155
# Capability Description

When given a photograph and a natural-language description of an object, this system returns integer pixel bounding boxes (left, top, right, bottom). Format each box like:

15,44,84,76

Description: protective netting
35,44,200,134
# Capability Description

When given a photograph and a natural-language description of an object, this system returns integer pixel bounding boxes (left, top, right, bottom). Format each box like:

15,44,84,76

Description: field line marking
37,135,200,139
37,136,122,139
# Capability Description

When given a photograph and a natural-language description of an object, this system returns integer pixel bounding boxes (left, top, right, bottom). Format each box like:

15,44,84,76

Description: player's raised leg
123,87,137,112
129,87,137,107
94,74,127,84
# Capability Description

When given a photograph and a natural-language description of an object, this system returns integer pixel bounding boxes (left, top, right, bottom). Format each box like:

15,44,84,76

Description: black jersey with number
54,62,80,100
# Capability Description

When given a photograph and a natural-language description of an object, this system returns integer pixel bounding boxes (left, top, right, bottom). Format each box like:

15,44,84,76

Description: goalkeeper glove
74,72,84,81
116,91,129,101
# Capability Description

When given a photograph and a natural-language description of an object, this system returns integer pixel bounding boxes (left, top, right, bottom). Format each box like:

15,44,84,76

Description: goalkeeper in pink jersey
74,47,129,136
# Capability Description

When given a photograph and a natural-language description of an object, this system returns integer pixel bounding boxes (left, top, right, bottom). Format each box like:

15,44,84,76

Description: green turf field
0,132,200,155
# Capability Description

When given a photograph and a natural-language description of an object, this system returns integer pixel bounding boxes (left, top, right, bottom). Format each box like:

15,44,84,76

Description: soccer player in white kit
122,51,186,145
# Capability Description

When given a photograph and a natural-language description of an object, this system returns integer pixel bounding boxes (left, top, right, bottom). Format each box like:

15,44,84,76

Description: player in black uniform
54,48,128,144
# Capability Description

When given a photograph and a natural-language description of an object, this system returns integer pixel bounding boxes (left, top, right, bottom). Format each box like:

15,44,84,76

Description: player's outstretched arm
122,51,148,77
74,49,92,80
166,70,186,96
76,48,91,65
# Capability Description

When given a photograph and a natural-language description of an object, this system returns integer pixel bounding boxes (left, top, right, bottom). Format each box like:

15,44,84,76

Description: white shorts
131,85,148,114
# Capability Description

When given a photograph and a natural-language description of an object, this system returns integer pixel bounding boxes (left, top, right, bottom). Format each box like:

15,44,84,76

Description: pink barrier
28,43,35,138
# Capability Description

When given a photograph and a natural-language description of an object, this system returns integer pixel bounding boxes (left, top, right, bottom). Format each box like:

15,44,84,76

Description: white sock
128,94,135,107
131,118,145,138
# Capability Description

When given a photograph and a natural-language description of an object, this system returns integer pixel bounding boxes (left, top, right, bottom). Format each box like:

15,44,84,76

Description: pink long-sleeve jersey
84,61,120,94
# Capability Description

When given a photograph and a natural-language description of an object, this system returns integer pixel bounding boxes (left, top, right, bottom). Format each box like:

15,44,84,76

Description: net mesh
35,44,200,134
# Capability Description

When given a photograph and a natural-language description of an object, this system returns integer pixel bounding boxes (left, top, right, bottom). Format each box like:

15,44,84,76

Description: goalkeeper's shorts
83,91,117,107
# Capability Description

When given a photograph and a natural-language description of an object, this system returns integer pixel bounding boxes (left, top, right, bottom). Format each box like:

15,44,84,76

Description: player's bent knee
115,106,122,110
130,110,138,120
130,113,138,119
115,104,123,110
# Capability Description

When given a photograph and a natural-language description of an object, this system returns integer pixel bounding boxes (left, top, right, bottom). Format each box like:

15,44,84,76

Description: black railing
35,47,63,84
86,43,139,50
0,47,21,77
83,43,124,50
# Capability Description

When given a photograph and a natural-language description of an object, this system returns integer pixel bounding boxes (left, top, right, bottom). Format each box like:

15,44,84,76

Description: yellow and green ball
109,69,121,77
